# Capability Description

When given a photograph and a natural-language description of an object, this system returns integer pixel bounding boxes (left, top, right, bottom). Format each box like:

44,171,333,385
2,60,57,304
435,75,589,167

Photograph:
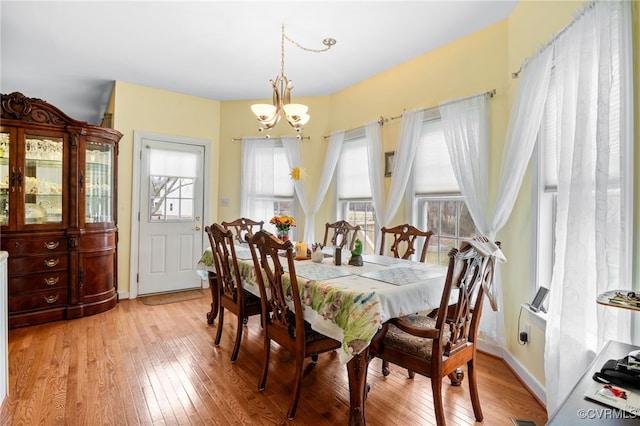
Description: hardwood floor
1,292,548,425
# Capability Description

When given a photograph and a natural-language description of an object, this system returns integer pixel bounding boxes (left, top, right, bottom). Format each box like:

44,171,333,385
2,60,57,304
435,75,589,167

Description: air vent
511,419,537,426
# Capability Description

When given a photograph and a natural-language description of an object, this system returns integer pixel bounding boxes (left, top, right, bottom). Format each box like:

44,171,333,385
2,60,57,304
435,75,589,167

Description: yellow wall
329,20,510,229
111,81,221,294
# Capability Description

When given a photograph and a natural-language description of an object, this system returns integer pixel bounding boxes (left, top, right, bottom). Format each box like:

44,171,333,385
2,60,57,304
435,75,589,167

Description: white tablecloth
197,248,449,364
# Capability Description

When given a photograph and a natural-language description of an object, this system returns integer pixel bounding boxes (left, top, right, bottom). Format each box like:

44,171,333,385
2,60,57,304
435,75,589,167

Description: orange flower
270,215,296,231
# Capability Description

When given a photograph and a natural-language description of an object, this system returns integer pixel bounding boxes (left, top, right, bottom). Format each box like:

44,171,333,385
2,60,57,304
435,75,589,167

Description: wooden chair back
372,236,501,425
205,222,262,362
436,237,495,356
207,223,238,300
379,223,433,262
322,220,361,250
222,217,264,244
247,229,341,420
248,230,304,345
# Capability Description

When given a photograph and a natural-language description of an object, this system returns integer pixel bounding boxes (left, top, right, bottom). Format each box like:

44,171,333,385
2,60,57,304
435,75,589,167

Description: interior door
138,138,204,295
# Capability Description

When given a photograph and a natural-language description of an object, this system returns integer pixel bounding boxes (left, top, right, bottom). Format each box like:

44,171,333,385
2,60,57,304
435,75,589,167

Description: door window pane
149,176,195,221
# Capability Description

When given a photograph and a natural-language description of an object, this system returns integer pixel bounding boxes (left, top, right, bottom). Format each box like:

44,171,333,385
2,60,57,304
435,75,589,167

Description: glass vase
277,229,290,242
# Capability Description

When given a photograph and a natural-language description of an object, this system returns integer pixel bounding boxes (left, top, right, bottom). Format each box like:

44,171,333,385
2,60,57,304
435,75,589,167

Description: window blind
414,118,459,194
337,136,371,198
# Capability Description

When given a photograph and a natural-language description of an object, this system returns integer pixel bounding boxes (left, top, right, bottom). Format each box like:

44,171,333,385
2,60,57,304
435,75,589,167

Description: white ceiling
1,1,518,125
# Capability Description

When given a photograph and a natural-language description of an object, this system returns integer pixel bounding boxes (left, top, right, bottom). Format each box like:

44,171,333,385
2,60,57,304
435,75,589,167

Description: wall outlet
519,331,528,344
519,323,531,344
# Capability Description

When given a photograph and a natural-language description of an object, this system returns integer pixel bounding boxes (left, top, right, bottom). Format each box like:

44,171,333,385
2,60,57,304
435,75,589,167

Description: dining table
197,244,450,425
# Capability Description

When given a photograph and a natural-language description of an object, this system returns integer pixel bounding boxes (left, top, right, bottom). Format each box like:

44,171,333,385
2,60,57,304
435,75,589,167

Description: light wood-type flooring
1,292,548,425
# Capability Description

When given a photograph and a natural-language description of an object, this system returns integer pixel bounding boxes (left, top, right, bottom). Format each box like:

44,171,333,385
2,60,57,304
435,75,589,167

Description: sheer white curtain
544,0,633,415
304,131,345,243
240,138,275,221
473,45,554,346
492,48,553,233
439,94,504,316
439,95,490,236
282,136,309,239
364,121,385,247
382,108,423,227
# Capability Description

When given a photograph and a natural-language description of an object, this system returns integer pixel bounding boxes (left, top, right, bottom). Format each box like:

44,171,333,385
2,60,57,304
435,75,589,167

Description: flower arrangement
270,215,296,233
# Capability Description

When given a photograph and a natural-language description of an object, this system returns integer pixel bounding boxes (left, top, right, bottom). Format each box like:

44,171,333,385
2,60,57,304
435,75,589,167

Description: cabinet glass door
85,141,114,223
0,132,9,226
24,135,63,225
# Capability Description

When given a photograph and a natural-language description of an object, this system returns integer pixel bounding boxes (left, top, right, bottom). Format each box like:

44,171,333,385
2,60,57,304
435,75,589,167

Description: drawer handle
44,295,59,304
44,277,59,286
44,259,59,267
44,241,60,250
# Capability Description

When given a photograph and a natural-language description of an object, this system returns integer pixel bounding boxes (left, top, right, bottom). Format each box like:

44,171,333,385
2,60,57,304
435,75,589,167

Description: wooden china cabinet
0,92,122,328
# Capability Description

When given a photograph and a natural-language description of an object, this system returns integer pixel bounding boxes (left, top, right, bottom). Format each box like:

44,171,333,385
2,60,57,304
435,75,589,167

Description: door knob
194,225,201,231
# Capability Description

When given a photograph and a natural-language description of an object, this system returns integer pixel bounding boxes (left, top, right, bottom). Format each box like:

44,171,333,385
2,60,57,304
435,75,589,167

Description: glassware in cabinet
23,135,63,225
0,131,9,226
85,141,114,223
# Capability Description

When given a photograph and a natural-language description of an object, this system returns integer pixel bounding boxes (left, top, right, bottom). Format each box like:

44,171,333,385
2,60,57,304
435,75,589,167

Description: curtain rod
380,88,496,125
232,135,310,141
511,1,595,78
323,88,496,138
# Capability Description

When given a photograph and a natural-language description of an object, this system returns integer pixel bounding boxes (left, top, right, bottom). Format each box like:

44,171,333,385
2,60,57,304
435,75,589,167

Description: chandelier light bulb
251,104,277,121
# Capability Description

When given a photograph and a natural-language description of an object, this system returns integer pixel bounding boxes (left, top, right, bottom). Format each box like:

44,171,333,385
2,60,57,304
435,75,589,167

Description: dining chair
247,230,341,420
221,217,264,244
370,236,500,426
322,220,361,250
205,223,263,363
379,223,433,262
378,223,434,375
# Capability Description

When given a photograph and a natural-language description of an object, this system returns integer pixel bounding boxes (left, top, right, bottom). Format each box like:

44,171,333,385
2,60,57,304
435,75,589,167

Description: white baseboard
478,340,547,407
118,292,130,300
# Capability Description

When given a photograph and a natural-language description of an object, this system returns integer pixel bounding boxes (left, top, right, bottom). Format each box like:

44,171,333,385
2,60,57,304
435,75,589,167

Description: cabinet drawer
9,254,68,276
9,272,68,295
9,289,68,313
2,237,68,256
80,231,116,251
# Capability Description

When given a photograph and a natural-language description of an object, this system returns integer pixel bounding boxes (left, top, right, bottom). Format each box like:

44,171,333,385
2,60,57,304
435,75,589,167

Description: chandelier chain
283,33,334,54
280,24,334,76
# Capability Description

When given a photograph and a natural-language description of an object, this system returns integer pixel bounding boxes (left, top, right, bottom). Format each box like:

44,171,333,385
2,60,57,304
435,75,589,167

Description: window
419,198,475,265
414,117,476,265
336,134,376,254
241,140,296,237
262,146,295,225
532,14,629,304
531,74,559,295
148,147,197,222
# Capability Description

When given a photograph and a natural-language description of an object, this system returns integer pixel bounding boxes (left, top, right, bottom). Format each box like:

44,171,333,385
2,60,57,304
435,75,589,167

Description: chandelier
251,25,336,133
